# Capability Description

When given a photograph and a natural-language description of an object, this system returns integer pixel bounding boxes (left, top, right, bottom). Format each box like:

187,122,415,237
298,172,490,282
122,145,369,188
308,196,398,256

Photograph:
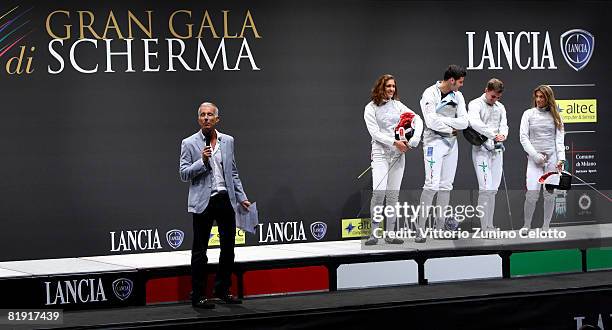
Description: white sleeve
519,110,540,160
364,103,395,146
555,124,566,161
420,92,453,134
412,114,424,139
443,92,469,130
468,99,496,139
499,105,509,137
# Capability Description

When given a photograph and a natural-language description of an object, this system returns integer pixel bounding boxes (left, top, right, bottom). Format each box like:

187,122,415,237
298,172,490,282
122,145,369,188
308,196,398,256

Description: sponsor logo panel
558,99,597,123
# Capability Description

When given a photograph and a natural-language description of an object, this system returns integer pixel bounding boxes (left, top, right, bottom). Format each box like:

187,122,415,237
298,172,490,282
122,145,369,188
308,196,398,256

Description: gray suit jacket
179,130,247,214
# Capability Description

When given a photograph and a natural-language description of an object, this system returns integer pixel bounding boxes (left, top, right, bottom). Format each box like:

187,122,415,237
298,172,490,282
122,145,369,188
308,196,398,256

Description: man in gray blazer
179,102,251,308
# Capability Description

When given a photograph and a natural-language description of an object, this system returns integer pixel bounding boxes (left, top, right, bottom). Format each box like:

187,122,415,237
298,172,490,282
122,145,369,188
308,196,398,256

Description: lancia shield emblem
166,229,184,249
112,278,133,301
310,222,327,240
560,29,594,71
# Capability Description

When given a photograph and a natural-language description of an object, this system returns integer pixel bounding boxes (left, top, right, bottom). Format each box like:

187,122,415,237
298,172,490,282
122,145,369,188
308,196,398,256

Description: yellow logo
208,226,245,246
341,218,381,239
557,99,597,123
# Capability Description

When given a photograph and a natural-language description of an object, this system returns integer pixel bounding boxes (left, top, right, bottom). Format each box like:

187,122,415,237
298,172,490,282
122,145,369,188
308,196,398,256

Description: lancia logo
112,278,133,301
310,222,327,241
166,229,185,249
560,29,594,71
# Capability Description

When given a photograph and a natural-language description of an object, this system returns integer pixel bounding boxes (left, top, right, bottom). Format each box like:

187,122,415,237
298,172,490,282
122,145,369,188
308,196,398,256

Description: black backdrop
0,0,609,260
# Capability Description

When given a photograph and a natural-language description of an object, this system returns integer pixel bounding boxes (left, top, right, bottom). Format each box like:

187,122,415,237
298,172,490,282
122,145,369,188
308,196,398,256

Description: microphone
203,130,212,168
203,131,211,147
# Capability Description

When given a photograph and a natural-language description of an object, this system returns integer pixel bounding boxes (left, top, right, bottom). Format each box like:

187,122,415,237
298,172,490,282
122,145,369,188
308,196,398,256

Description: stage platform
8,270,612,330
0,224,610,311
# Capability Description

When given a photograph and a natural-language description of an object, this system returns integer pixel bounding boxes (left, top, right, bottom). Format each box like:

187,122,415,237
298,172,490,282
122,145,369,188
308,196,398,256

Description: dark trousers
191,192,236,299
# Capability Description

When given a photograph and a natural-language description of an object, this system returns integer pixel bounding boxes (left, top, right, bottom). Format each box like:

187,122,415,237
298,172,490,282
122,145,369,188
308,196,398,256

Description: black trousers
191,191,236,299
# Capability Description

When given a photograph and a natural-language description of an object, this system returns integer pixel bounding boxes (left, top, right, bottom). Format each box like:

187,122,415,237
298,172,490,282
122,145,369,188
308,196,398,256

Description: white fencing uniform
364,99,423,231
519,107,565,229
416,82,468,230
468,94,508,230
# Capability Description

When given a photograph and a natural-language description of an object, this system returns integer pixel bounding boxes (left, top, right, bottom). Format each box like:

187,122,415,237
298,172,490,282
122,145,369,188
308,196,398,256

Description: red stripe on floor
243,266,329,296
146,274,238,304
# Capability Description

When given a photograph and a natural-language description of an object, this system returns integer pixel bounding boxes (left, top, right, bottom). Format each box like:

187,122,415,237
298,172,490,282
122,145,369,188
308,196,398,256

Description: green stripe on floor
587,247,612,270
510,249,582,276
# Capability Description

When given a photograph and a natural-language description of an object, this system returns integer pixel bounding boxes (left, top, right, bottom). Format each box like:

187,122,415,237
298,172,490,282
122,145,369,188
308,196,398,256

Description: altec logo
466,29,594,71
557,99,597,123
341,218,385,238
208,226,245,247
341,218,375,239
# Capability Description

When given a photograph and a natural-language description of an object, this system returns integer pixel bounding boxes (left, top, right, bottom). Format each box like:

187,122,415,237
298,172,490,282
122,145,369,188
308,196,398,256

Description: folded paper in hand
236,202,259,234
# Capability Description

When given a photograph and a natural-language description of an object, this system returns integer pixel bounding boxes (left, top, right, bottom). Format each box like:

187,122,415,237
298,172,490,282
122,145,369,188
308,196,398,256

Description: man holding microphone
179,102,251,308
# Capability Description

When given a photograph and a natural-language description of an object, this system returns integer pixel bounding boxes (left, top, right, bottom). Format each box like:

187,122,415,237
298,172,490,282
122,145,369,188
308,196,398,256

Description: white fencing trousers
523,153,558,229
370,148,405,233
472,147,503,229
416,139,457,230
422,138,458,191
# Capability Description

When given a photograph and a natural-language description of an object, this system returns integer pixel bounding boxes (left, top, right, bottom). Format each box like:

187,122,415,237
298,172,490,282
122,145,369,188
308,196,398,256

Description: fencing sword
356,165,372,180
501,168,514,230
564,171,612,202
354,153,403,220
538,168,611,202
491,144,515,230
